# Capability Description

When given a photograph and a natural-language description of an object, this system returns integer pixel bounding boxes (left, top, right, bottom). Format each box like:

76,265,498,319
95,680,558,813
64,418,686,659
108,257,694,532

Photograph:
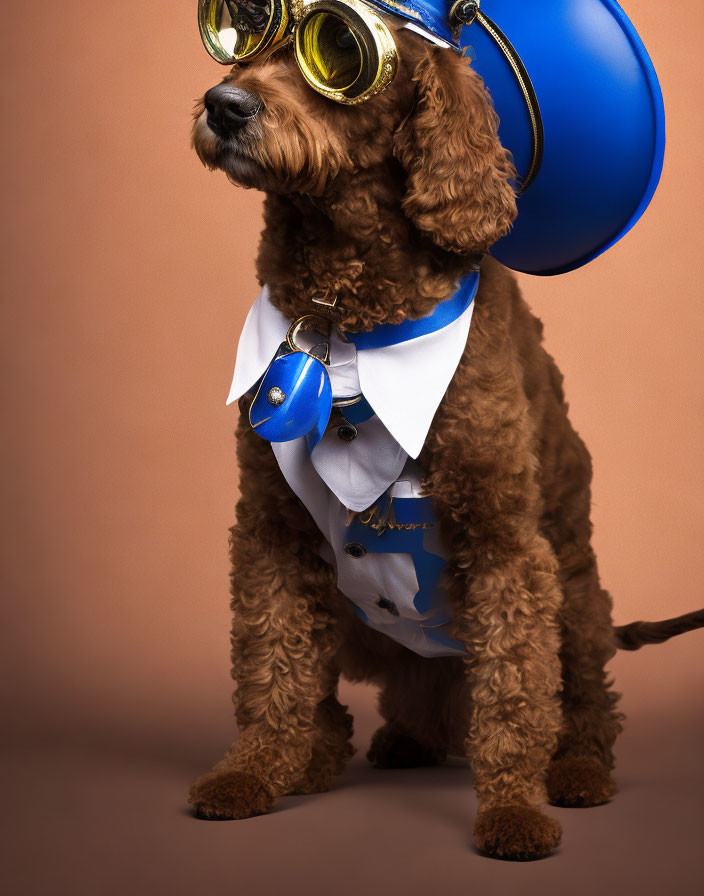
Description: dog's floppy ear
394,45,517,255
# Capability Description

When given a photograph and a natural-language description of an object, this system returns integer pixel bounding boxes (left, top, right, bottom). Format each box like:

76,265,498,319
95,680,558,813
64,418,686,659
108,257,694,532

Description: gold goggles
198,0,398,104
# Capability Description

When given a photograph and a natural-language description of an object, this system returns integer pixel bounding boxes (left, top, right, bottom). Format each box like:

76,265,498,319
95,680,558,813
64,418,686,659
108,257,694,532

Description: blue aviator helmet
368,0,666,275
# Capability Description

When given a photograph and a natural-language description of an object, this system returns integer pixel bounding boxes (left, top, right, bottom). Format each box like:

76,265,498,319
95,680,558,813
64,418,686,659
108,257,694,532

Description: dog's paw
473,805,562,861
188,769,273,820
367,723,445,769
547,756,617,808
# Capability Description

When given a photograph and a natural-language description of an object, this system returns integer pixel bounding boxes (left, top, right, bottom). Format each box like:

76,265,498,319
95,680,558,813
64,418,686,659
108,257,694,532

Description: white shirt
227,286,474,657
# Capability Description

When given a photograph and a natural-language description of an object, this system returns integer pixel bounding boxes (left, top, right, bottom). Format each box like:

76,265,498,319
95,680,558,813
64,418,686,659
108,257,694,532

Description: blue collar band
335,395,376,424
343,271,479,352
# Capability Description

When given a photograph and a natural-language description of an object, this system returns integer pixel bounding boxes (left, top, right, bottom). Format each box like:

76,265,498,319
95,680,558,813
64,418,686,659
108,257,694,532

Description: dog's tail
614,609,704,650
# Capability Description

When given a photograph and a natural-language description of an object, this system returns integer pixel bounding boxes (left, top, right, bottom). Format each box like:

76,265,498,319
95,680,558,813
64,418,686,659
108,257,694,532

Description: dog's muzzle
204,83,262,138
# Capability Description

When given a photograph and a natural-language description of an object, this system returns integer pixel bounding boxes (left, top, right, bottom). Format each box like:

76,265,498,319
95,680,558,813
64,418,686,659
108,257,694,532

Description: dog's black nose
204,84,261,138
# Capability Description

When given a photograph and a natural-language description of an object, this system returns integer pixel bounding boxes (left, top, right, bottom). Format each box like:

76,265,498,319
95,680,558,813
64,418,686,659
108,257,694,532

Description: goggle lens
199,0,276,62
299,13,363,93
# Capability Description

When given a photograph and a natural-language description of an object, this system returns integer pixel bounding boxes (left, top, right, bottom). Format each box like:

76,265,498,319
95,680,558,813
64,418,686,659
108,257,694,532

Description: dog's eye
335,26,355,50
297,11,364,96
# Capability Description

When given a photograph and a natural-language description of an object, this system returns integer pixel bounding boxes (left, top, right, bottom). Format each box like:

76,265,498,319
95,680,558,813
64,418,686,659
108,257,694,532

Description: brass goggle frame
198,0,398,104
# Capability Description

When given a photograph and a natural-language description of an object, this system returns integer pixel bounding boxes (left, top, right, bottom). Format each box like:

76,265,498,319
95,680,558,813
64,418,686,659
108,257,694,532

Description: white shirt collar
227,285,474,459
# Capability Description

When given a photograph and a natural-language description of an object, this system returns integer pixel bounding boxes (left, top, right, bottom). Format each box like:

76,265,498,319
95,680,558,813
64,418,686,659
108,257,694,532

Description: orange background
2,2,703,893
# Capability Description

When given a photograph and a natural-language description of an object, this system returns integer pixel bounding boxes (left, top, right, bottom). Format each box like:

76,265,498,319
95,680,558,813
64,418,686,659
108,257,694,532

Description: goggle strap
402,21,455,51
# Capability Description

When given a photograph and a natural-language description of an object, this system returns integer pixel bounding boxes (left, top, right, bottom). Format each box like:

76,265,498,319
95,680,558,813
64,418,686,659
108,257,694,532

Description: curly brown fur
546,756,618,808
192,30,514,330
367,722,447,769
474,805,562,861
188,414,355,817
188,25,680,859
190,769,273,820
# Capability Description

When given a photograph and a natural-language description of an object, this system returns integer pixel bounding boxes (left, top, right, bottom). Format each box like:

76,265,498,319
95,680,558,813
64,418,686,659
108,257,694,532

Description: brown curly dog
188,24,704,860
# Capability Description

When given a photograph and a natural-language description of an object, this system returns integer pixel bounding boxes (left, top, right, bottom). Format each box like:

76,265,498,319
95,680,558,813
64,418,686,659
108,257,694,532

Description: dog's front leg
426,345,563,860
456,537,564,860
189,416,347,820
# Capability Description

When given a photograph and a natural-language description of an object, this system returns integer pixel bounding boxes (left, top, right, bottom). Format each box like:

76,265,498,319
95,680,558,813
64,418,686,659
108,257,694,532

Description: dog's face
192,26,517,255
192,32,411,196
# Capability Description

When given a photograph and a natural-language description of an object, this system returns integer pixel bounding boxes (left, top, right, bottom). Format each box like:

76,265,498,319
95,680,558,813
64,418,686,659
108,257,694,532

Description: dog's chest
271,423,465,659
230,286,476,657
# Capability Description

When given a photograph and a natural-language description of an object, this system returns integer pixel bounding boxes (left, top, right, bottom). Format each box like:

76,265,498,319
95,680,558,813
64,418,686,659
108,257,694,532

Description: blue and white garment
227,285,476,658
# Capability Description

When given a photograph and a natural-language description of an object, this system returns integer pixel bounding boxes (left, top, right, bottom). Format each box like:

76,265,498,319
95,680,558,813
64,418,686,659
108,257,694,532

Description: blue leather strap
345,495,465,652
337,395,375,425
346,496,445,617
343,271,479,351
369,0,459,46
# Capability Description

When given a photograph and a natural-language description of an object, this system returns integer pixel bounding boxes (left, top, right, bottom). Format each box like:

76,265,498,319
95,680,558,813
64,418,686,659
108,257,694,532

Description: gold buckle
286,313,332,361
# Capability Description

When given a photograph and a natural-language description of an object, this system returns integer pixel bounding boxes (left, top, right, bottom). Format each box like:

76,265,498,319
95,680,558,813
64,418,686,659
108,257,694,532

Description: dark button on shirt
337,424,358,442
376,596,400,617
344,542,367,559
